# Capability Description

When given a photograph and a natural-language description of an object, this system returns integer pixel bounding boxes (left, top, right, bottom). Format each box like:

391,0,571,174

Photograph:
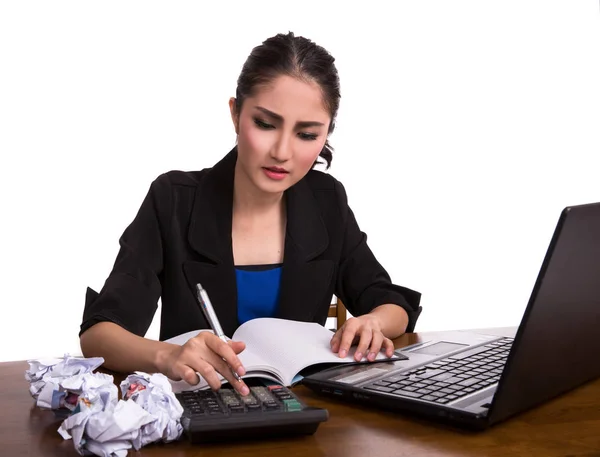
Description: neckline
235,263,283,272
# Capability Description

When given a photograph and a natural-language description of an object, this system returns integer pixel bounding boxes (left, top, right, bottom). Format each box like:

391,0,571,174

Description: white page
232,318,393,385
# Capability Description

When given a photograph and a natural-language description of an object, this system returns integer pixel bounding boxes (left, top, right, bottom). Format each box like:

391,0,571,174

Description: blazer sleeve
79,174,172,337
333,180,423,332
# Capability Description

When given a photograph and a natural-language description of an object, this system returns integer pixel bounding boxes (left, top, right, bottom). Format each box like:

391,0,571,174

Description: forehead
246,75,331,123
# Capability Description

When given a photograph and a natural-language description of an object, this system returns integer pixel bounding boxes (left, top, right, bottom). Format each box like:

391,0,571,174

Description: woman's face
230,74,331,196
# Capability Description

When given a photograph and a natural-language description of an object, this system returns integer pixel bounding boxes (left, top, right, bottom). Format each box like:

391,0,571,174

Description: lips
263,166,288,174
262,166,289,181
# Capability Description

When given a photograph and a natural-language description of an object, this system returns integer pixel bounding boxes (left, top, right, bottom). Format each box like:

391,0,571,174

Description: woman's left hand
330,314,395,362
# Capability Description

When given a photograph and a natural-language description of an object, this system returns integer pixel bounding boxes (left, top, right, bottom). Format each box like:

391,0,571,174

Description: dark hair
234,32,341,169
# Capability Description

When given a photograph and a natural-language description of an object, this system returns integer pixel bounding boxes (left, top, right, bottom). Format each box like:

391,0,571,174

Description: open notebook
164,317,406,393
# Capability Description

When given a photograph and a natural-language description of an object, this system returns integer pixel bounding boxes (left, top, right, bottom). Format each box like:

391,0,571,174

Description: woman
80,32,422,397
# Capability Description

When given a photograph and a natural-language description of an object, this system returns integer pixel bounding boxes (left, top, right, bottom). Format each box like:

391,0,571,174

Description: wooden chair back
328,297,347,330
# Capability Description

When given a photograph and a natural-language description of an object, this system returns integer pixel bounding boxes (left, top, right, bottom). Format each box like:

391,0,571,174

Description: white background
1,1,599,362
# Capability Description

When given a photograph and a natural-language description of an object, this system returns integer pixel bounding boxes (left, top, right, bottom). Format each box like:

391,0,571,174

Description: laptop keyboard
364,338,514,404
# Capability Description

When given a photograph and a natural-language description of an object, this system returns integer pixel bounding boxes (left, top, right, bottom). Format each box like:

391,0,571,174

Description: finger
354,328,373,362
367,331,384,362
192,360,223,391
203,352,250,396
330,328,343,352
228,340,247,354
203,340,250,396
382,337,395,358
227,340,247,376
206,336,247,378
338,323,359,359
179,366,201,386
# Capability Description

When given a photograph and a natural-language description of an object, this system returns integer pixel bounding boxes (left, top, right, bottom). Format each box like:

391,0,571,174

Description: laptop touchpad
408,341,469,356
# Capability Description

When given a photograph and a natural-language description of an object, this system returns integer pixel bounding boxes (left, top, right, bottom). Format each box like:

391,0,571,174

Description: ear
229,97,239,135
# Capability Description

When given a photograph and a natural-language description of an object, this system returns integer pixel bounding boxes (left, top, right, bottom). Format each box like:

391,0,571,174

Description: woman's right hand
158,332,250,396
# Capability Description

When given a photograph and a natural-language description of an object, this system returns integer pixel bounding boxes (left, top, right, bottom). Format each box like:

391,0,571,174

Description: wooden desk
2,329,599,457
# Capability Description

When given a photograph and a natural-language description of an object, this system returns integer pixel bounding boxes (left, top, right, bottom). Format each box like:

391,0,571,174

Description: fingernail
355,352,363,361
368,352,376,361
339,349,347,358
237,366,246,376
241,385,249,395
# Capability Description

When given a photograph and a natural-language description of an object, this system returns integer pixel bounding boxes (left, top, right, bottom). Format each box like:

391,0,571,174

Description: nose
270,132,293,163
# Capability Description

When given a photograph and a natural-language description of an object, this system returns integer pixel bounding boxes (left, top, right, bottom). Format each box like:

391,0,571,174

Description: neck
233,161,284,215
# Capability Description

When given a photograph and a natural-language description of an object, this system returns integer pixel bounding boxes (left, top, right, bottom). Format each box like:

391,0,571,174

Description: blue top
235,264,282,325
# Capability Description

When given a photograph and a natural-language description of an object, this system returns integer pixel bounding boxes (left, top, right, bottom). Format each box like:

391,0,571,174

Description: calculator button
240,394,259,406
276,393,293,400
264,401,279,410
283,399,303,412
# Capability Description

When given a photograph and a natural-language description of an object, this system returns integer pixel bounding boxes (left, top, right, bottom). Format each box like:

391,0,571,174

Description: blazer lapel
277,177,334,322
183,149,239,337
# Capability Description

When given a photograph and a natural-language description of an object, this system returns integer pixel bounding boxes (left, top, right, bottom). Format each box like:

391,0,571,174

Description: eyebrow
254,106,325,128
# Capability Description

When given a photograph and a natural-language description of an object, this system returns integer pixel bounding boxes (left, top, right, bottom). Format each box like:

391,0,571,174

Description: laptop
303,202,600,430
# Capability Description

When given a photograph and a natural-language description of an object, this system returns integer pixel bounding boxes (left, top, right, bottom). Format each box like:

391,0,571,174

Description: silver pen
195,283,243,382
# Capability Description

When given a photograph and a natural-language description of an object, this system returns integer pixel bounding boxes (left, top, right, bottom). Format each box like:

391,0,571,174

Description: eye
298,132,318,141
254,118,274,130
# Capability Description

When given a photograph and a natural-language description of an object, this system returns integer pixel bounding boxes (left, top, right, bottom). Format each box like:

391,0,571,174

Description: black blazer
81,148,422,341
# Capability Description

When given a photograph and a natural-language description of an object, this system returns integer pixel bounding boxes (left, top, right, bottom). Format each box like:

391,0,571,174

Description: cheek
295,140,325,170
238,119,272,157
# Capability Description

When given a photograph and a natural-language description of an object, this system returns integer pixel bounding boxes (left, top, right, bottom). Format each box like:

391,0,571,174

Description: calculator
176,380,329,443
